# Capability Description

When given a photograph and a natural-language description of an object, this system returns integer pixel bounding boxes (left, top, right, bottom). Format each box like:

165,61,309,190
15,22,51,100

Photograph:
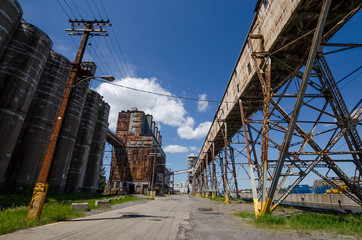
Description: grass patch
235,210,362,236
255,214,286,226
232,198,245,202
208,196,225,201
0,191,148,235
0,204,84,235
236,211,254,218
288,212,362,236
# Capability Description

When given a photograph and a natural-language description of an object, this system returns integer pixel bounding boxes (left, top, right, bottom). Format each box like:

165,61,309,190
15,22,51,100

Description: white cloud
164,145,189,153
177,119,212,140
189,146,200,152
197,93,208,112
96,77,210,140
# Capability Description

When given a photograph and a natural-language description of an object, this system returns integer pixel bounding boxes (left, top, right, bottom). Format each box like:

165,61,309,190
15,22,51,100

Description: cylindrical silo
0,0,23,59
6,51,71,190
65,90,101,193
0,22,52,188
48,81,88,193
83,100,110,193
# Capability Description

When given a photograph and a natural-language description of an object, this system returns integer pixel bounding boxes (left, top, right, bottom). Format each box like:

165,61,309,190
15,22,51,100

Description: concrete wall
238,192,362,213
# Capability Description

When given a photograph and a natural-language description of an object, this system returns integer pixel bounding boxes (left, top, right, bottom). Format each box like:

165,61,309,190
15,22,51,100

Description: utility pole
27,19,110,220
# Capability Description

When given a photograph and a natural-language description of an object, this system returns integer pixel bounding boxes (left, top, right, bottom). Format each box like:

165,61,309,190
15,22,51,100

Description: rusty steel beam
270,97,362,205
106,129,124,148
239,100,259,213
212,143,216,198
193,0,361,217
229,146,239,198
222,122,229,204
204,153,209,197
262,0,332,214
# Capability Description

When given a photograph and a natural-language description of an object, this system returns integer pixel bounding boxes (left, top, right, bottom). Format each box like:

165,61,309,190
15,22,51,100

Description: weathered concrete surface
1,195,358,240
71,203,89,211
238,192,362,213
95,200,109,208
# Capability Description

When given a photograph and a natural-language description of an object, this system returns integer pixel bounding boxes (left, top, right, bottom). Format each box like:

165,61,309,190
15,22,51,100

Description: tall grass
288,212,362,236
0,204,84,235
235,210,362,236
0,192,147,235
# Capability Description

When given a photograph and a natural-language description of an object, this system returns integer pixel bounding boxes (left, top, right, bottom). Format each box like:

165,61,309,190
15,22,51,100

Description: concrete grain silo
83,100,110,193
65,90,101,193
0,0,23,59
48,81,88,192
6,51,71,190
0,21,52,188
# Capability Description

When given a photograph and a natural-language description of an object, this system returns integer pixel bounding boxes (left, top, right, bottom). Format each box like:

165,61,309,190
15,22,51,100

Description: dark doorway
128,184,135,194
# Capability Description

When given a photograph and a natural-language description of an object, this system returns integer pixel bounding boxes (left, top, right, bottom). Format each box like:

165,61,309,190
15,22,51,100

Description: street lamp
74,75,115,86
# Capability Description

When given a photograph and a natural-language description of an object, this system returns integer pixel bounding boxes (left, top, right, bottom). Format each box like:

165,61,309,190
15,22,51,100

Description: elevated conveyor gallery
192,0,361,215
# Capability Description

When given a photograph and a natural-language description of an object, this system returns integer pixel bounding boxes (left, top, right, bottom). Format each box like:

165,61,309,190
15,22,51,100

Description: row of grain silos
0,0,110,193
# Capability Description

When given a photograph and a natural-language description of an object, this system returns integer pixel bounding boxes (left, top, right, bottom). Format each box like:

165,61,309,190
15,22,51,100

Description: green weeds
236,211,255,218
235,210,362,236
0,192,146,235
208,196,225,201
0,204,84,235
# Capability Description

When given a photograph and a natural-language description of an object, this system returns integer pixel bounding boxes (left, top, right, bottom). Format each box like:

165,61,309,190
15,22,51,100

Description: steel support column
223,123,229,203
239,100,259,215
204,153,209,197
212,143,216,198
262,0,332,214
229,146,239,198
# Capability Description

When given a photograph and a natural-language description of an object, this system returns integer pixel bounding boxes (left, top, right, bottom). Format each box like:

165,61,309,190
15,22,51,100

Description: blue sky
18,1,361,186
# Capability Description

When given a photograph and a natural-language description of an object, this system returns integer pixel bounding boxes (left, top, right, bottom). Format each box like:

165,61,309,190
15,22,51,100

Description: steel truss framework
103,141,128,192
192,0,361,215
103,142,114,185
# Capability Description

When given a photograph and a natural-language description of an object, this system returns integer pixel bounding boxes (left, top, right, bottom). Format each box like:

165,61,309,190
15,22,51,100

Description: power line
63,0,77,19
336,65,362,85
94,1,146,110
341,72,361,90
85,0,97,19
92,0,103,19
57,0,71,19
93,78,220,103
99,0,110,19
71,0,84,19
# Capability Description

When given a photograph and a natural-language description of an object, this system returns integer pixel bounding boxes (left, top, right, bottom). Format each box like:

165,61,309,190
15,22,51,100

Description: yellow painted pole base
27,183,48,220
253,198,261,217
205,193,209,198
254,197,273,217
260,197,272,215
168,192,170,196
211,193,215,199
224,195,229,204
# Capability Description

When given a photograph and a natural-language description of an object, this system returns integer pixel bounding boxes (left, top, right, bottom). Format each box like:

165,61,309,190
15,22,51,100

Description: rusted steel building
110,108,166,194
